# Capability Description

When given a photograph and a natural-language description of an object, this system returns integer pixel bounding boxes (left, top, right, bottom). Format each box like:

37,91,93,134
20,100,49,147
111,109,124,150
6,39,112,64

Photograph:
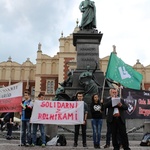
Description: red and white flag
0,82,22,112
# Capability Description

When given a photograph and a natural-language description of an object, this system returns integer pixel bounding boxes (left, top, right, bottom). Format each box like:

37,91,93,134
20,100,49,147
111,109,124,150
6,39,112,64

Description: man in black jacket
104,88,130,150
73,92,88,148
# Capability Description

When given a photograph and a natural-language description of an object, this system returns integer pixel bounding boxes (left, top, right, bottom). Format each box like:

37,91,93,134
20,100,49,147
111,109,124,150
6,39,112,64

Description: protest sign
30,101,84,125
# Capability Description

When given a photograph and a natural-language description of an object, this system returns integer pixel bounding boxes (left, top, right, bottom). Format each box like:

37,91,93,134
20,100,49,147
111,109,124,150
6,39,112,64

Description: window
46,80,55,94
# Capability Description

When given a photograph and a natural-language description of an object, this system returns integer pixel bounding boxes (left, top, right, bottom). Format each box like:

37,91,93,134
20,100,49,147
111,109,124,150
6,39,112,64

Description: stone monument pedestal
64,29,111,118
45,125,58,139
72,29,105,102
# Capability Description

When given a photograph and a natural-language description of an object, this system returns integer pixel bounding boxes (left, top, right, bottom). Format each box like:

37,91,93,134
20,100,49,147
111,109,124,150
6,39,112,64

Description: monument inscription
76,44,99,70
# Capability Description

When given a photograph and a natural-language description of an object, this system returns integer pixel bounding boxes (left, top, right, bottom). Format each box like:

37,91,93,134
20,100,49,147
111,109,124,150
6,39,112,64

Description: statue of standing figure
79,0,96,30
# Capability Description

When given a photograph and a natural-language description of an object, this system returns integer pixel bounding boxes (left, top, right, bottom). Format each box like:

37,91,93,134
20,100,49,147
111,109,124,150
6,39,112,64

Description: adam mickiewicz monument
63,0,110,107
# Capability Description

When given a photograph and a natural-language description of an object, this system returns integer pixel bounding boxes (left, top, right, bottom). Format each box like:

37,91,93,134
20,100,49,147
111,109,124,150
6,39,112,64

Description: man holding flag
102,52,143,150
104,88,131,150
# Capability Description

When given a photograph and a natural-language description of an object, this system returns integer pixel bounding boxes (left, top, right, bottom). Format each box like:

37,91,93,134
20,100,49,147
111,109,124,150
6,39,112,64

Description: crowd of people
0,88,131,150
74,88,131,150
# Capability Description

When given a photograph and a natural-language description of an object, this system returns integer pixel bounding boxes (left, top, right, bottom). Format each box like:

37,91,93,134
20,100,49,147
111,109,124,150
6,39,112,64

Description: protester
5,112,14,140
104,88,131,150
19,91,33,146
90,93,103,149
73,92,88,147
103,89,122,149
32,93,46,147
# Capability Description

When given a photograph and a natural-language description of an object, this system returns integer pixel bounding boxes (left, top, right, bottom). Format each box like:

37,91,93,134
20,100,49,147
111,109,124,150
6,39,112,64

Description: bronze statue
79,0,96,30
59,71,73,87
79,63,99,95
53,86,71,101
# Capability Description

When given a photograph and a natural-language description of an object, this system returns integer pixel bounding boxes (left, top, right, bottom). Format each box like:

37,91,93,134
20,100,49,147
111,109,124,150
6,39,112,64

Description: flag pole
100,78,106,103
19,114,22,146
117,83,123,98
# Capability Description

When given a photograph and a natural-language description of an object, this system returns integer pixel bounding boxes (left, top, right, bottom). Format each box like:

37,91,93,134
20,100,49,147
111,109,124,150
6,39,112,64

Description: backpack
56,134,67,146
46,135,59,146
140,132,150,146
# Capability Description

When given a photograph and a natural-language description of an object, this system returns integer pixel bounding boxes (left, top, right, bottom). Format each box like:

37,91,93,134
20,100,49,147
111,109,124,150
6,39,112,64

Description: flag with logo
105,52,143,90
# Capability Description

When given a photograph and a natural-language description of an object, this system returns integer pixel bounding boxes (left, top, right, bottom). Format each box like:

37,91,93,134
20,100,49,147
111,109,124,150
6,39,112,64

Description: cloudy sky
0,0,150,66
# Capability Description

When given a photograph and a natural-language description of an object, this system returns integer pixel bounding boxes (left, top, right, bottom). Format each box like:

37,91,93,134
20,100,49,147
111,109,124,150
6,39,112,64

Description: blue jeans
21,120,32,144
32,124,45,145
91,119,103,145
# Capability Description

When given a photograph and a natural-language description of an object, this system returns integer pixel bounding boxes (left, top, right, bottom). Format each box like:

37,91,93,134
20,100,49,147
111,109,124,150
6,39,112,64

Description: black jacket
3,112,14,123
104,97,128,123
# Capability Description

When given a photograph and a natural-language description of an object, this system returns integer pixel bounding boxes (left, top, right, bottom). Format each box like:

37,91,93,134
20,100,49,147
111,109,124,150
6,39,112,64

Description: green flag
105,52,143,90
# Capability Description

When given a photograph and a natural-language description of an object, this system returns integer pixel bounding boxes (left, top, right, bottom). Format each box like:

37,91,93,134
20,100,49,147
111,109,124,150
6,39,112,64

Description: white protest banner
30,101,84,125
0,82,22,112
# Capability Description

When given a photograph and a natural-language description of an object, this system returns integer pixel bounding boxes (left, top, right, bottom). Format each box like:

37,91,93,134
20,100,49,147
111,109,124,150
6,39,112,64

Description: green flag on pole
105,52,143,90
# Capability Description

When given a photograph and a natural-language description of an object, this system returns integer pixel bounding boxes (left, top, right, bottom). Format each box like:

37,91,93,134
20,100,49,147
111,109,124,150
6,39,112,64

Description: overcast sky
0,0,150,66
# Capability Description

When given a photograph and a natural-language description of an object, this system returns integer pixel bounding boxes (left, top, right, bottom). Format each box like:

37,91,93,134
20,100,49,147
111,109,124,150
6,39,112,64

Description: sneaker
94,144,97,148
1,125,6,131
6,136,12,140
97,145,101,149
25,143,30,147
83,143,87,147
104,144,110,148
31,143,35,147
18,143,26,146
41,144,46,147
73,143,77,147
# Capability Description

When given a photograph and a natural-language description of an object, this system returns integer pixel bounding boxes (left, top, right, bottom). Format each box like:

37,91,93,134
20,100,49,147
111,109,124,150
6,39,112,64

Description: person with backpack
19,91,33,146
